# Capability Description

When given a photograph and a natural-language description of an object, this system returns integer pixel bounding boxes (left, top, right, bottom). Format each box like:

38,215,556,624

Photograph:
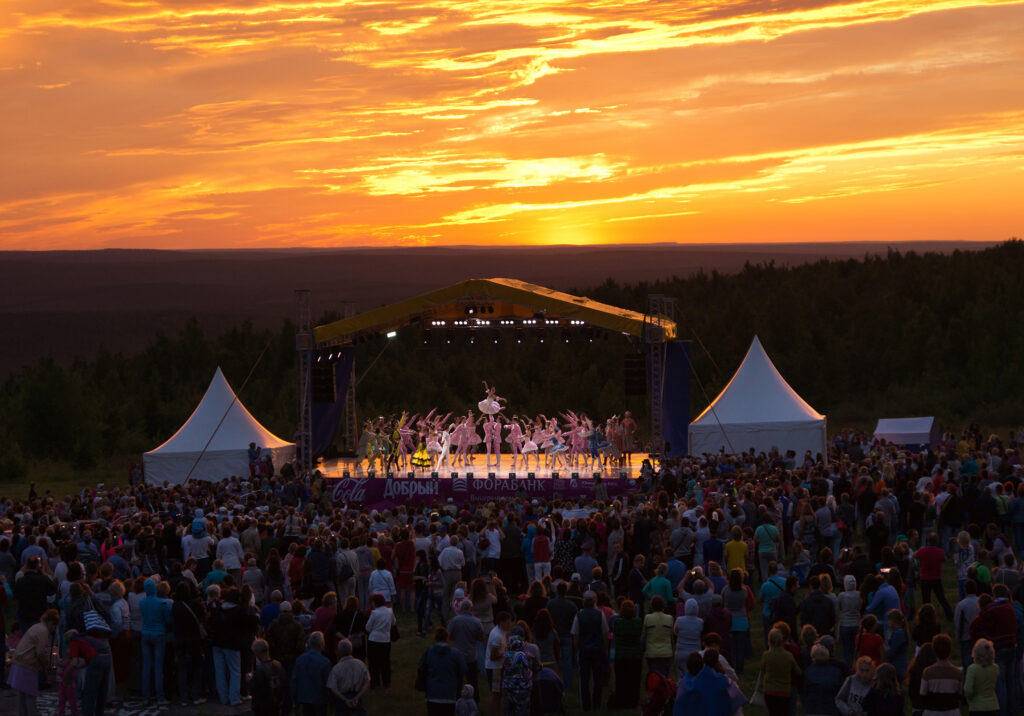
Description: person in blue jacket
291,631,332,716
673,650,733,716
140,578,173,704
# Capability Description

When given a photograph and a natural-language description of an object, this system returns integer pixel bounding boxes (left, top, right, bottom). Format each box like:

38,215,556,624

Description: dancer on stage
478,380,506,417
504,416,525,472
621,411,638,463
434,424,453,472
482,413,503,470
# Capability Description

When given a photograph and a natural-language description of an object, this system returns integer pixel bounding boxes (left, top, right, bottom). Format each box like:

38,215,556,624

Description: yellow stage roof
313,277,676,345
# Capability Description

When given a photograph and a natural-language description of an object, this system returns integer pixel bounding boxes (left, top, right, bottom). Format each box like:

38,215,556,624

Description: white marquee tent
143,367,295,485
689,336,827,458
873,417,940,447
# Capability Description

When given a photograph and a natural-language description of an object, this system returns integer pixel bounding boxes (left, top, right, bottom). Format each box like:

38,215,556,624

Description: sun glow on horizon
1,0,1022,249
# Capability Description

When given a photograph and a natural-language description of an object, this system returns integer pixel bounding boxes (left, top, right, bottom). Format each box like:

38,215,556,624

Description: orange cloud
0,0,1022,248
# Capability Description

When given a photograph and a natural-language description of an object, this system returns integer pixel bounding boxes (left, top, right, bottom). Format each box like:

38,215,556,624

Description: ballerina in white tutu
478,381,506,416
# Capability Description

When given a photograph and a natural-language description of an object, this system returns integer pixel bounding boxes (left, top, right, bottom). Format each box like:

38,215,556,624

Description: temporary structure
873,417,939,448
143,367,295,485
689,336,827,458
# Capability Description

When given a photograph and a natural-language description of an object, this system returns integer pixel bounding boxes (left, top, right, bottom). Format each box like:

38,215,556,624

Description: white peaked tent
873,417,939,447
143,368,295,485
689,336,827,458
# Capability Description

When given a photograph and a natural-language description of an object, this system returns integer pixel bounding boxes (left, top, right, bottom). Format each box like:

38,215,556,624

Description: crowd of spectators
1,425,1023,716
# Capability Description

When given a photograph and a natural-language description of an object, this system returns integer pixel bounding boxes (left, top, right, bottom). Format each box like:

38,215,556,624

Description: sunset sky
2,0,1022,249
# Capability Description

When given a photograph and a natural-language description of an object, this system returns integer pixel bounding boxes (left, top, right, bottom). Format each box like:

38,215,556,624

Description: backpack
337,560,355,583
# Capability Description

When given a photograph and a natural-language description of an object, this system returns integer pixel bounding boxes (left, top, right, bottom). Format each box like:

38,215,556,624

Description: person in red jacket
914,532,953,620
969,586,1018,716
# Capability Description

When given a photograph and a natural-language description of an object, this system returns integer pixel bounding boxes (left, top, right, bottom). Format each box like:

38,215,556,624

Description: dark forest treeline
1,240,1022,478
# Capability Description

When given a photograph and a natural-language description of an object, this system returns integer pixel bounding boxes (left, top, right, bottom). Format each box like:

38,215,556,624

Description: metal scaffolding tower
295,289,313,476
340,302,358,453
645,295,676,456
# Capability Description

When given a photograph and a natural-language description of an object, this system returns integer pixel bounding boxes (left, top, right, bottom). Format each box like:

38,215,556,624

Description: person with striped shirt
919,634,962,716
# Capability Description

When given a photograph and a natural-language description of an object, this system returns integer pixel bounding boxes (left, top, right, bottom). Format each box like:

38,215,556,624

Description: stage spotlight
407,472,414,478
386,331,397,339
527,472,536,479
450,472,458,478
368,470,376,478
342,471,350,478
572,472,580,479
551,471,559,479
488,472,496,479
509,473,516,479
431,471,439,478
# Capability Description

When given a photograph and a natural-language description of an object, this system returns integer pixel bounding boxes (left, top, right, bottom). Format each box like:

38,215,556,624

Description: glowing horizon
2,0,1022,249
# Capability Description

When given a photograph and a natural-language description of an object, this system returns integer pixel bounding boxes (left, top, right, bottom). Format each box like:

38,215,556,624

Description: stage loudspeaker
488,472,496,479
624,353,647,396
572,472,580,479
451,472,458,479
431,472,439,478
342,471,350,478
509,473,516,479
527,472,536,479
551,472,559,479
368,471,376,478
311,361,337,403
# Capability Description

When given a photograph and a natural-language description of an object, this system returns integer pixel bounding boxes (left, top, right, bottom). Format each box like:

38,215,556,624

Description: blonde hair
972,638,995,667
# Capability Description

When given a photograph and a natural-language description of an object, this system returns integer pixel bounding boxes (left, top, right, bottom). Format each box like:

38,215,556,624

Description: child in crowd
456,684,478,716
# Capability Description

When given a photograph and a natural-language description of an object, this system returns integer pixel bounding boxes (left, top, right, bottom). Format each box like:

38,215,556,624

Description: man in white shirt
216,524,246,583
439,542,466,619
484,612,512,715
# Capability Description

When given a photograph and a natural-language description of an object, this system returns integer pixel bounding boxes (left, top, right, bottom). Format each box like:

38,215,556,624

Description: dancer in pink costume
504,416,526,471
525,419,544,471
453,412,480,467
621,410,638,463
482,413,503,470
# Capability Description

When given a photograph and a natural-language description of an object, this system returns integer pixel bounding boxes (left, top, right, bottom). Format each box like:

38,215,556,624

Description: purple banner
328,476,640,510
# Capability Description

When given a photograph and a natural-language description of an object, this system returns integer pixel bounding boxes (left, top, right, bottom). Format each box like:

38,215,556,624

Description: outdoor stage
317,452,645,479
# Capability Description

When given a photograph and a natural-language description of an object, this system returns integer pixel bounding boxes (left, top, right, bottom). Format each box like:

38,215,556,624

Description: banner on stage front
328,476,639,509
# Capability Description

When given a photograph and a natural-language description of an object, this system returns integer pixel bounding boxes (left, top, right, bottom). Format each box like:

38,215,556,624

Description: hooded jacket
140,578,173,636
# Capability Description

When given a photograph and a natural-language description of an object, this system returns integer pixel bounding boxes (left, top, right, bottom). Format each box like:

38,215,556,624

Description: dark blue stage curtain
312,348,354,458
661,340,691,458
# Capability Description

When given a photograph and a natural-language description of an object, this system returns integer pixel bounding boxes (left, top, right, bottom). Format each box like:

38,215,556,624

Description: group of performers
355,382,639,474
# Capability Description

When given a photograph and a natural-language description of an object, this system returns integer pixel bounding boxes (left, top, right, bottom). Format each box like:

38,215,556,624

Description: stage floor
318,452,644,479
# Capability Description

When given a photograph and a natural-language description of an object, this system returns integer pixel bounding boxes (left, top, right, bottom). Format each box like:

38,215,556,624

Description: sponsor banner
329,476,639,509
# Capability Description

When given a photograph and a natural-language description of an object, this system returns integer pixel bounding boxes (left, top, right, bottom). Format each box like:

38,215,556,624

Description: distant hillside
0,242,992,377
1,240,1020,476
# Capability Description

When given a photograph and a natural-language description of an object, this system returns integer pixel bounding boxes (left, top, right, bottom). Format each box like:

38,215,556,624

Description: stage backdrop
328,476,640,511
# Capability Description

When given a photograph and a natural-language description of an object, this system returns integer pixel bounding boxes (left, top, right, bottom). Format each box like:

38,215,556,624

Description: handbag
749,670,765,707
83,598,111,635
347,611,364,650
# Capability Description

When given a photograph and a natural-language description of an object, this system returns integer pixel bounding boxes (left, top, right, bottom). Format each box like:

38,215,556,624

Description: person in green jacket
609,600,643,708
964,638,1000,716
761,628,801,716
642,564,675,611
